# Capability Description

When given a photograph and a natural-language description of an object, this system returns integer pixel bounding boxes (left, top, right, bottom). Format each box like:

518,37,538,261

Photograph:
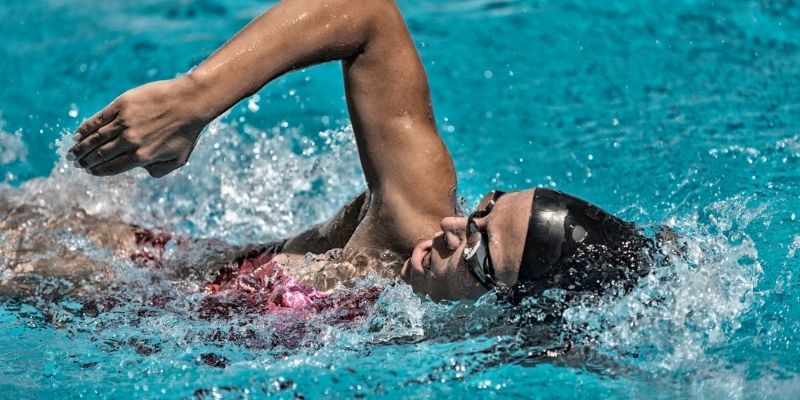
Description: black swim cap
507,188,653,303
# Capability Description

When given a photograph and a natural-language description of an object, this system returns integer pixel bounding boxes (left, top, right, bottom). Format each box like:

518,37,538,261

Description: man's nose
441,216,468,250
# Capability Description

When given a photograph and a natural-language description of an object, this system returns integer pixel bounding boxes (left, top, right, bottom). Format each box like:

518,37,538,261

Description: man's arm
68,0,456,256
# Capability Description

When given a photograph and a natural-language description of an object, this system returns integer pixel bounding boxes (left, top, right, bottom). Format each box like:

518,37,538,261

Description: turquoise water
1,0,799,398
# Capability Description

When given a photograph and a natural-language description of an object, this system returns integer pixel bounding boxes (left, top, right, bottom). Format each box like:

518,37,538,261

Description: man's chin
400,258,419,280
399,258,425,293
399,258,412,281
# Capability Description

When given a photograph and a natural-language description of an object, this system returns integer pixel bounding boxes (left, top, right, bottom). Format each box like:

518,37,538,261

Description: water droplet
68,104,79,118
247,94,260,112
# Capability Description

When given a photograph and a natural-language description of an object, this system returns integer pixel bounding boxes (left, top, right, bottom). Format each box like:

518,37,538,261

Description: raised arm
68,0,456,255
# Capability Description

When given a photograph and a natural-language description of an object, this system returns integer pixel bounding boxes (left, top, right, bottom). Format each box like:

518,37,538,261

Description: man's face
400,190,533,301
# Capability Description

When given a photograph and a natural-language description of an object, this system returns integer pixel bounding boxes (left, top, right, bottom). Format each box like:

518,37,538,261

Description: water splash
789,236,800,259
10,117,363,244
0,118,27,181
1,134,769,380
561,195,762,376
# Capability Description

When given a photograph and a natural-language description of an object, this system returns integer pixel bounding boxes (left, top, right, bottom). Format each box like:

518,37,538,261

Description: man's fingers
79,138,133,170
70,123,122,165
144,159,180,178
86,153,142,177
73,102,120,141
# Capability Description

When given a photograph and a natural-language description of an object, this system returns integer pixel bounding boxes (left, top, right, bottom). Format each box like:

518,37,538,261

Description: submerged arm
68,0,456,256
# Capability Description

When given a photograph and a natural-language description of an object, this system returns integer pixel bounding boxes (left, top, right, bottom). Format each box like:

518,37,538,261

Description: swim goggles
464,190,506,290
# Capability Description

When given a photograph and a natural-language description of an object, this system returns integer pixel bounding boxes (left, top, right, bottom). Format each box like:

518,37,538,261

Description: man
67,0,652,302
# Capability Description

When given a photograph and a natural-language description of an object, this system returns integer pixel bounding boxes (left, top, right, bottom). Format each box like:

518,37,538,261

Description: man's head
400,188,653,302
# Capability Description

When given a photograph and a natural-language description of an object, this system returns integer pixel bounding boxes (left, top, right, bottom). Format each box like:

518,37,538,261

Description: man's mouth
410,239,434,274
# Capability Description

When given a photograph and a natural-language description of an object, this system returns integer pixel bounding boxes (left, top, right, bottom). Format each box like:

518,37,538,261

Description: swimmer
64,0,656,303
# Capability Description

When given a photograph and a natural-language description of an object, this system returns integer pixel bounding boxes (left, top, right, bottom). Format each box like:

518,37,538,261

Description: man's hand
67,77,209,178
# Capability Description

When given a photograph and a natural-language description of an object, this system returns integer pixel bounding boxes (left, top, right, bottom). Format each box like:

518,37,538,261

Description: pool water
1,0,799,398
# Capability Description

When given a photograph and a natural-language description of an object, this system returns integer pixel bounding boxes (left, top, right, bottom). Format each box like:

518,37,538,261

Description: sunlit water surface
1,0,799,398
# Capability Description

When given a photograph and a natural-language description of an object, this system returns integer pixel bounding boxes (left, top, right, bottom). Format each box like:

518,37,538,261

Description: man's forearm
184,0,385,122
